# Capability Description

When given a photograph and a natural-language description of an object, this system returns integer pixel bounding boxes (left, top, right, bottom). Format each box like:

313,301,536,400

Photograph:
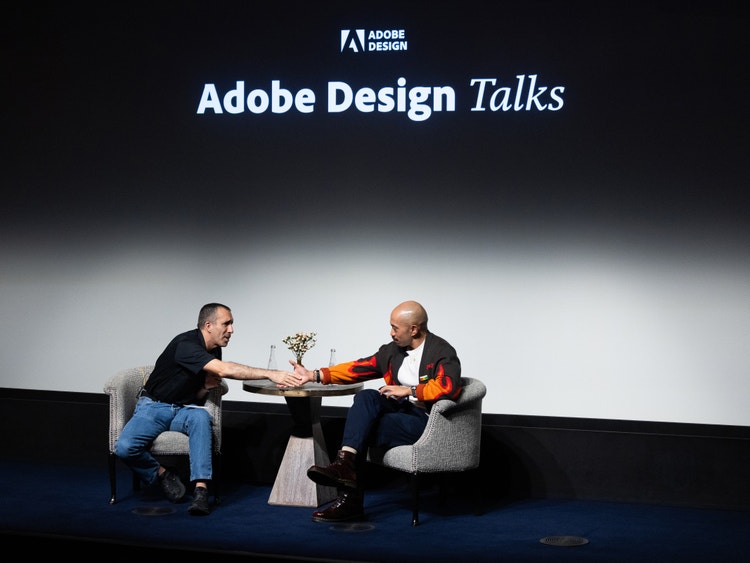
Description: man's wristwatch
410,385,417,398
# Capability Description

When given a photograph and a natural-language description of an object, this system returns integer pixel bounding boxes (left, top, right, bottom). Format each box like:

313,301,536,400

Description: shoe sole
166,491,185,502
312,513,364,523
306,468,356,490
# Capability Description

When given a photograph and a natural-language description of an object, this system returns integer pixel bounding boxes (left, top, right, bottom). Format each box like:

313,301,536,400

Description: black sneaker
188,486,210,516
159,469,185,502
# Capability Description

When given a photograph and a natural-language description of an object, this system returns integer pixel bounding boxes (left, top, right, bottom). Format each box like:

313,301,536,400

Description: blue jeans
114,396,213,485
342,388,429,454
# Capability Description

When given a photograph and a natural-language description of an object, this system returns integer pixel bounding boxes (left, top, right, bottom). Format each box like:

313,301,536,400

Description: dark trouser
341,388,428,456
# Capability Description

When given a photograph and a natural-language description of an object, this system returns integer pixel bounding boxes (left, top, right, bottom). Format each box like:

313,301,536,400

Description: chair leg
212,452,222,505
410,472,420,526
469,467,486,516
108,453,117,504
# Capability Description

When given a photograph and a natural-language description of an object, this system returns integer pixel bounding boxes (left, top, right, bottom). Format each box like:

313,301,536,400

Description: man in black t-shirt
115,302,303,515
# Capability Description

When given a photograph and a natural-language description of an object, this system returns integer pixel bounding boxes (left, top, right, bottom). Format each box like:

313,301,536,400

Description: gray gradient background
2,2,748,425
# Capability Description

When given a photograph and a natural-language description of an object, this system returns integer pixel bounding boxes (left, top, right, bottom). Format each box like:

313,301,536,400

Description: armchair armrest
204,379,229,452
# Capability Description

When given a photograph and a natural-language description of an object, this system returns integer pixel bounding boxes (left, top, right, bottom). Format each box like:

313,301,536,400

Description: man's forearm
220,361,276,380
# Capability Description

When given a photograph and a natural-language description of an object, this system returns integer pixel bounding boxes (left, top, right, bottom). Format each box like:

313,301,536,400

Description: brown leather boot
312,490,364,522
307,449,357,489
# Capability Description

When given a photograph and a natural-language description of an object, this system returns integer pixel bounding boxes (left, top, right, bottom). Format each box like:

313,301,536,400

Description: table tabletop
242,380,363,398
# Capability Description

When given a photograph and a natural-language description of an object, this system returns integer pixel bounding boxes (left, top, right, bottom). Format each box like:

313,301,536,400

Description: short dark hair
197,302,230,329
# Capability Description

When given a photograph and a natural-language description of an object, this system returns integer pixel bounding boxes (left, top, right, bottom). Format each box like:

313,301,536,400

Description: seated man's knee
190,407,212,425
352,388,380,407
114,436,135,458
182,406,213,431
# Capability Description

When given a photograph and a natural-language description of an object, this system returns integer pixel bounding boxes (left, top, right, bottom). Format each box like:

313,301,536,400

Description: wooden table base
268,395,337,507
241,381,362,508
268,435,337,507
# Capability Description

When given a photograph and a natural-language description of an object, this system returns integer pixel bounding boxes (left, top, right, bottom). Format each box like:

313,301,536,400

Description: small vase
267,345,277,370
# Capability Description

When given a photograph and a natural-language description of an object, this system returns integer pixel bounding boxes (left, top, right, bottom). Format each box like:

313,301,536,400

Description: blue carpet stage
1,461,747,562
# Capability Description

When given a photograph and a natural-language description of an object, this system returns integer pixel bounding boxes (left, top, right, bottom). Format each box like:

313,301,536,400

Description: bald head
392,300,428,331
389,300,429,349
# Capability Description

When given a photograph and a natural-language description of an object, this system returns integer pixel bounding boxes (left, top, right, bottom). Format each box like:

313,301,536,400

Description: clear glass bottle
329,348,336,367
267,344,277,370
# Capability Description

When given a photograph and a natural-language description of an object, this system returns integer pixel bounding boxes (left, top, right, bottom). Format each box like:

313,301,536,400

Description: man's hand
268,368,304,388
379,385,411,400
289,360,314,383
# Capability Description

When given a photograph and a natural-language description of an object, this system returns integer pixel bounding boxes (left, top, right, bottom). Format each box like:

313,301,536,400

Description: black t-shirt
144,328,221,405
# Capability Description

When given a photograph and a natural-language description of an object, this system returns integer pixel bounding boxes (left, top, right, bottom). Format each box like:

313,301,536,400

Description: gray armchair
103,365,229,505
368,376,487,525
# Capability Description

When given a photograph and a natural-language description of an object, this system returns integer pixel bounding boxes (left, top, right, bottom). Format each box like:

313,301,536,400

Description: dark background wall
2,388,748,511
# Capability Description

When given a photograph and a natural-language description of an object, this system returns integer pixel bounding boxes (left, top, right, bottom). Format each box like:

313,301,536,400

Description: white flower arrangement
282,331,317,364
